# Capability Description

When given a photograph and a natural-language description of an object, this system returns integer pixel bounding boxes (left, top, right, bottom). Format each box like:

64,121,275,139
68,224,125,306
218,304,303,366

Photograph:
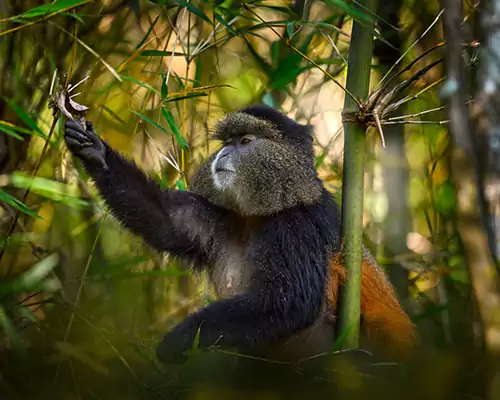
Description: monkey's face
210,133,258,192
190,108,323,216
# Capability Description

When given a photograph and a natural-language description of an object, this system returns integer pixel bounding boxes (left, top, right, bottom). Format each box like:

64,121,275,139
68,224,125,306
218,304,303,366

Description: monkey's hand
156,315,226,364
64,120,107,169
156,322,200,365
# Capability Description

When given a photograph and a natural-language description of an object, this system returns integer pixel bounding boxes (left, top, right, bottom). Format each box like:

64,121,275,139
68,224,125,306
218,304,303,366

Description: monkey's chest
210,245,252,298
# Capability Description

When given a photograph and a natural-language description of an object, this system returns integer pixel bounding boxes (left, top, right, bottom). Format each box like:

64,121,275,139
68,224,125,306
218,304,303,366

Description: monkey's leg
156,292,321,364
327,250,418,360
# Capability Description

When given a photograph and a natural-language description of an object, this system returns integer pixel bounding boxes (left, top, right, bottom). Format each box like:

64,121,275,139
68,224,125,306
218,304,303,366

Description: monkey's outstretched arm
64,120,223,261
156,216,329,363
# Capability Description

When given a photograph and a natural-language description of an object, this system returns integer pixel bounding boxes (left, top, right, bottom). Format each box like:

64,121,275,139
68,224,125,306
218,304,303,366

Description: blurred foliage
0,0,492,399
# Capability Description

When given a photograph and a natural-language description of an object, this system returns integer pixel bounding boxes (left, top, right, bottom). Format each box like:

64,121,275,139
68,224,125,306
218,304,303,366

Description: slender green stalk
338,0,378,349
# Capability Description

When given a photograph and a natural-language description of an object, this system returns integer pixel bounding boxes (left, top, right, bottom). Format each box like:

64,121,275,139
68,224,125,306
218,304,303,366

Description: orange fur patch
326,251,419,360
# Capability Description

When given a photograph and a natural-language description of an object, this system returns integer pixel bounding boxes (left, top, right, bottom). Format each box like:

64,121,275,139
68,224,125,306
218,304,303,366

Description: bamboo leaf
10,174,89,208
213,10,237,36
0,189,40,218
121,75,160,94
135,16,160,50
161,107,189,150
0,124,24,140
102,106,126,124
321,0,373,25
434,180,457,217
170,0,214,25
0,120,36,135
19,0,89,19
0,305,24,355
5,99,46,139
0,253,60,294
271,59,343,90
175,177,186,191
161,73,169,100
141,50,187,57
164,92,207,103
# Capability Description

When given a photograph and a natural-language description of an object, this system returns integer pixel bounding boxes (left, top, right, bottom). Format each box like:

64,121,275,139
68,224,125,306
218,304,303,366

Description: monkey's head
190,105,323,216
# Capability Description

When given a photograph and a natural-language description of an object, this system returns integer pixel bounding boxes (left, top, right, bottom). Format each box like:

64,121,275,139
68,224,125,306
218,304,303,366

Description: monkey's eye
223,138,232,147
240,134,256,146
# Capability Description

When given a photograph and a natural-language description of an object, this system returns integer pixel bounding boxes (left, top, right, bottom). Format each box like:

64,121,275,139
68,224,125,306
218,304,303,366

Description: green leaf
175,177,186,191
134,108,189,150
5,99,46,139
270,40,281,69
0,253,60,295
0,305,24,355
286,22,296,39
0,189,40,218
121,75,159,94
19,0,89,19
161,73,169,99
102,106,126,124
0,124,24,140
17,306,38,323
63,10,85,24
17,253,60,289
242,36,272,75
140,50,187,57
132,110,169,134
213,10,237,36
10,174,89,208
315,151,328,169
261,92,277,108
321,0,373,25
164,92,208,103
0,121,36,135
130,0,141,19
434,181,457,217
271,58,343,90
161,107,189,150
135,15,160,50
170,0,214,25
192,326,201,351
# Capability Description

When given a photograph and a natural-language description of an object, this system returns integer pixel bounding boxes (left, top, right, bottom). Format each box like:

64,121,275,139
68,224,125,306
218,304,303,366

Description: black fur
64,105,342,364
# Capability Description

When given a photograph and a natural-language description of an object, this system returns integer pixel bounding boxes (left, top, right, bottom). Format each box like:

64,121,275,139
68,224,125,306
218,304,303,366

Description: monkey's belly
210,250,252,298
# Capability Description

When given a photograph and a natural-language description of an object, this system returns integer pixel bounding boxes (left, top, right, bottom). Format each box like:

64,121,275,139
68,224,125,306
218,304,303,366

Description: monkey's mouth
215,167,235,173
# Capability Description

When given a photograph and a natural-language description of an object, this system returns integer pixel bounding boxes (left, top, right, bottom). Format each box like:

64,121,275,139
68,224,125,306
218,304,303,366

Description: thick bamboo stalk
338,0,378,349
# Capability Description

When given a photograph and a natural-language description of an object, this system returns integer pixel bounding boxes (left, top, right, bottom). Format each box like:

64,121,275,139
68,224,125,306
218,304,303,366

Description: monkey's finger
86,120,93,131
65,119,86,134
65,128,94,144
65,137,85,151
83,150,108,169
